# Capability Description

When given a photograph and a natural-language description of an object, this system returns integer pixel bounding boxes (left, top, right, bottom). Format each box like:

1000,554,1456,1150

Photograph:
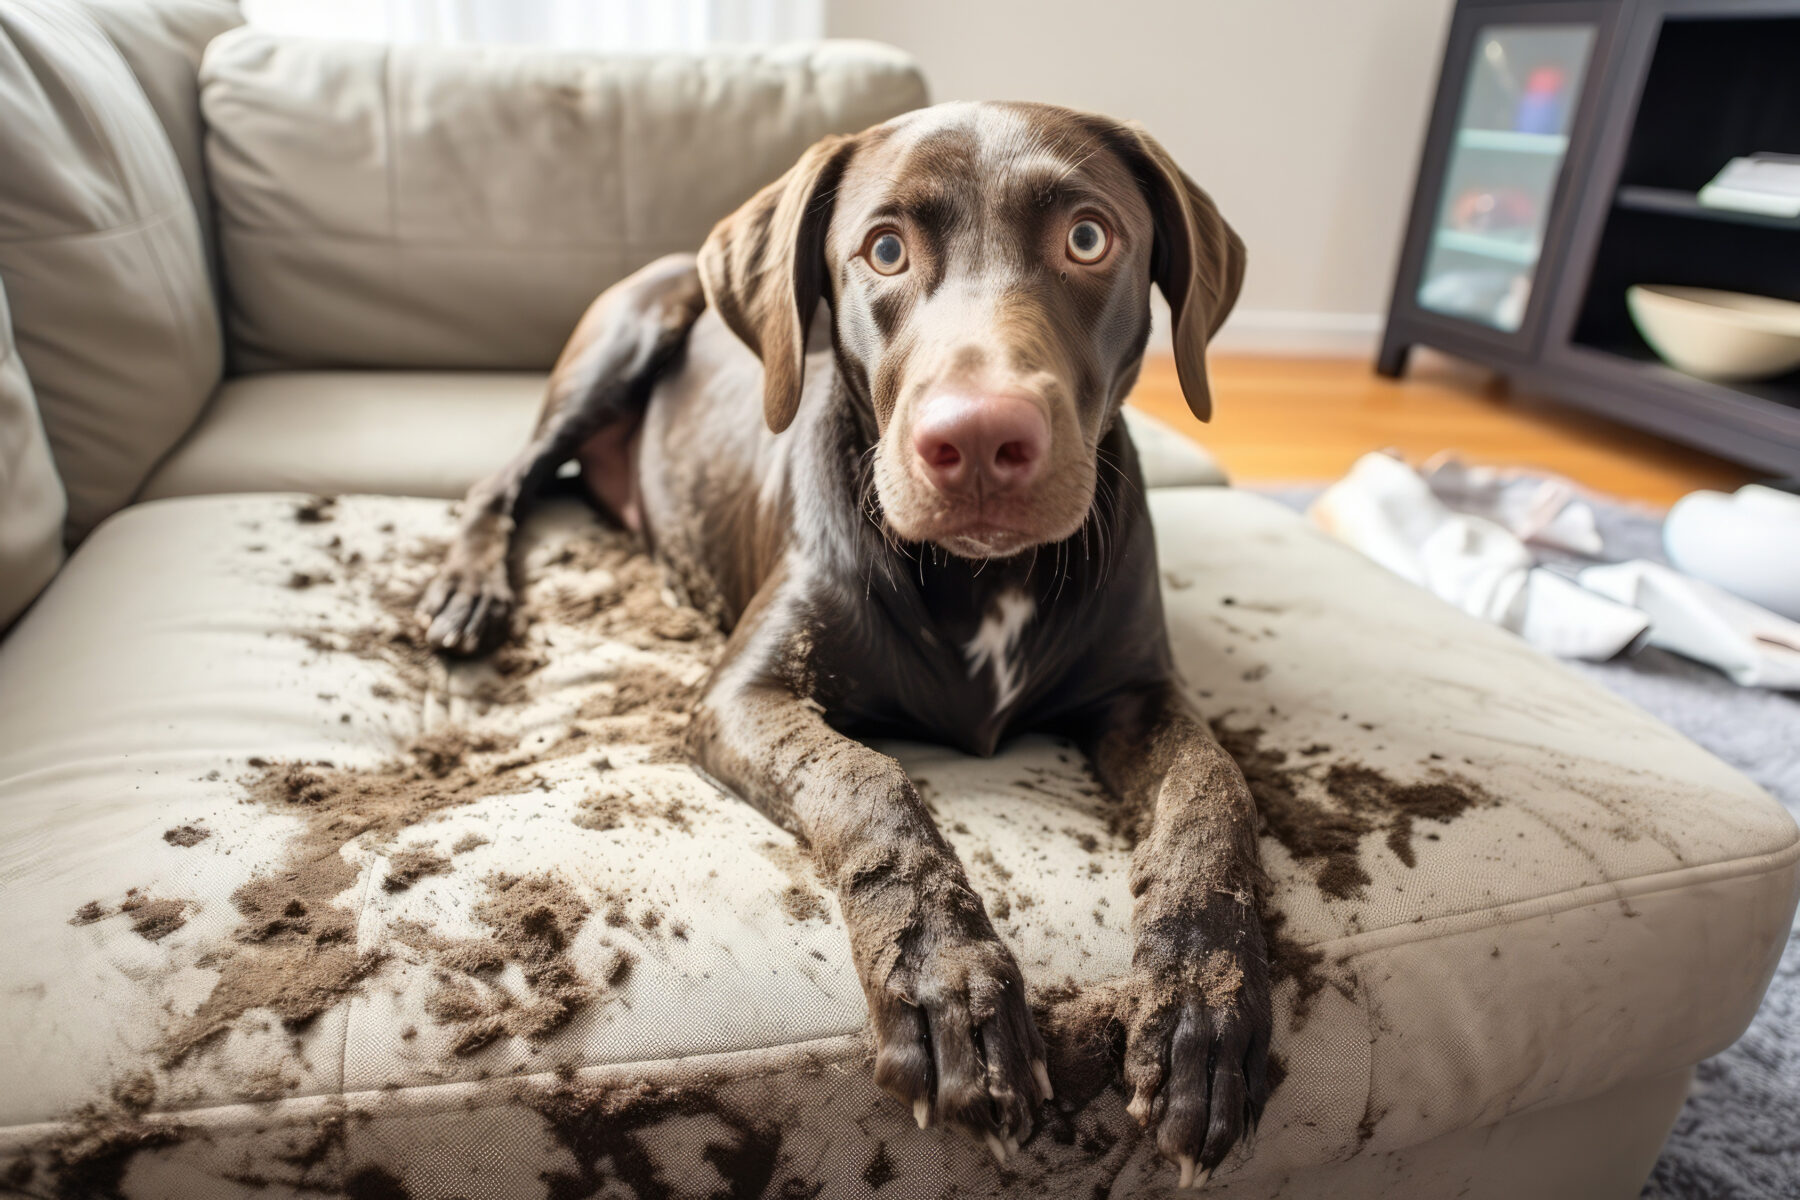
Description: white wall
825,0,1456,354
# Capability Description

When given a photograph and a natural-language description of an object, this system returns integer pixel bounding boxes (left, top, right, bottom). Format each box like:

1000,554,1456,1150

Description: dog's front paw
417,549,513,656
1119,930,1272,1189
865,923,1049,1161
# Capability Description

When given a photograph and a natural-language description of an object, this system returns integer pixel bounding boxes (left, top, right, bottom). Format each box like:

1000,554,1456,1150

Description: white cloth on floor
1308,452,1800,691
1307,453,1649,662
1420,454,1604,557
1581,560,1800,690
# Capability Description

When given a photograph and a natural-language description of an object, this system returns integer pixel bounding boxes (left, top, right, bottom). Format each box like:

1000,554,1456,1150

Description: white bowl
1625,285,1800,382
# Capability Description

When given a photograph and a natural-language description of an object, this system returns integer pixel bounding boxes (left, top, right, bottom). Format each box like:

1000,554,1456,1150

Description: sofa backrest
200,32,928,372
0,0,225,542
0,276,64,632
79,0,245,283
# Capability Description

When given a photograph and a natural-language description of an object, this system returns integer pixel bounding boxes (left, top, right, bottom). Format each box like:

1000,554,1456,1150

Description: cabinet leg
1376,340,1411,378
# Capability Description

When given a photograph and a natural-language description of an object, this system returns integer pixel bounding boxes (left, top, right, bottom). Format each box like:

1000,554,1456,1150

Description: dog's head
698,101,1243,559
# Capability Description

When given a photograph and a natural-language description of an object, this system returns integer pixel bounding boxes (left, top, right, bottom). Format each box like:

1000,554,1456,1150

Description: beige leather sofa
1,3,1795,1197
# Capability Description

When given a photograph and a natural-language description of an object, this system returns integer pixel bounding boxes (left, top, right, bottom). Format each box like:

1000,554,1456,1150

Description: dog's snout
911,392,1049,496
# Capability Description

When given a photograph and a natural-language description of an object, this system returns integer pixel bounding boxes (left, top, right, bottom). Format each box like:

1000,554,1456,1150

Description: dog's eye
867,231,908,276
1067,217,1109,264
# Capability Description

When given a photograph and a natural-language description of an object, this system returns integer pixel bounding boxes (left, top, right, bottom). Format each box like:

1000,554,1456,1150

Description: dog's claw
1032,1058,1054,1101
1127,1088,1154,1128
1178,1155,1196,1189
913,1099,930,1130
984,1132,1008,1165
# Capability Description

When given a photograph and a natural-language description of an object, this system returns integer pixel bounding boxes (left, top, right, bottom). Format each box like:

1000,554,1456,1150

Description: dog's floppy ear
697,133,857,434
1113,123,1245,423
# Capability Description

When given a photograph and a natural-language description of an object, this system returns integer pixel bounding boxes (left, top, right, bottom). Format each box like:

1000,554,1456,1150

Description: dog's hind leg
418,253,706,654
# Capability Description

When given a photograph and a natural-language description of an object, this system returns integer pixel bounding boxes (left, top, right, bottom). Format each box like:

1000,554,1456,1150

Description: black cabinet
1379,0,1800,475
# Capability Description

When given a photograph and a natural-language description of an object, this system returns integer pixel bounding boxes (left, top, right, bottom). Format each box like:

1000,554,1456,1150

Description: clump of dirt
382,847,451,892
1210,720,1491,900
756,841,830,924
293,495,337,524
68,893,190,941
119,895,189,942
450,832,489,855
1032,980,1124,1111
778,886,828,923
109,1074,155,1115
162,824,210,848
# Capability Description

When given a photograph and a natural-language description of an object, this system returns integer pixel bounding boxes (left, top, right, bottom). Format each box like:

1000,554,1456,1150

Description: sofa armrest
201,32,928,372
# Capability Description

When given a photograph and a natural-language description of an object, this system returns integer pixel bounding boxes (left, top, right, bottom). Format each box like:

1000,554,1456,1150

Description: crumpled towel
1581,560,1800,690
1308,453,1650,661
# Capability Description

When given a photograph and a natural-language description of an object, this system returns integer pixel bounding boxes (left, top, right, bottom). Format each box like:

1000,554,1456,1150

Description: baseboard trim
1146,308,1384,357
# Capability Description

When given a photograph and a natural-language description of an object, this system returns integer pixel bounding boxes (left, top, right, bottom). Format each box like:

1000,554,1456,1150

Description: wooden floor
1126,352,1755,507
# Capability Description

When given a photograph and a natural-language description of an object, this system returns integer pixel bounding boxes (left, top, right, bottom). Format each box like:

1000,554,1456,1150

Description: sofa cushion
200,32,928,372
137,370,1225,502
78,0,245,283
0,278,63,632
0,0,223,543
0,488,1791,1195
138,371,546,501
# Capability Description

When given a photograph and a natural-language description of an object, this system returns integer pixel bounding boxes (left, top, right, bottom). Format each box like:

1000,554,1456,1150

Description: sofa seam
1316,831,1800,967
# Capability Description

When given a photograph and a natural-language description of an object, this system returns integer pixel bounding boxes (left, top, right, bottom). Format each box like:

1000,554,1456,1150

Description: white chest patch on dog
963,588,1036,716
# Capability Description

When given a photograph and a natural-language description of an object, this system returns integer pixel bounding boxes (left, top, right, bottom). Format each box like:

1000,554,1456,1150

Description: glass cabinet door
1417,24,1597,331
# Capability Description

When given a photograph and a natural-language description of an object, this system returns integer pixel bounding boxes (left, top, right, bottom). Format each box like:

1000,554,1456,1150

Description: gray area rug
1252,485,1800,1199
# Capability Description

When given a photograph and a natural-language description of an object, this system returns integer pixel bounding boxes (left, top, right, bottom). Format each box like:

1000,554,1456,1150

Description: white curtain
239,0,825,49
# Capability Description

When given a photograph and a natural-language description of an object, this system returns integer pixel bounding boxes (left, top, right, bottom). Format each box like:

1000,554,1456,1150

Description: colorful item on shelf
1451,186,1538,233
1513,64,1568,134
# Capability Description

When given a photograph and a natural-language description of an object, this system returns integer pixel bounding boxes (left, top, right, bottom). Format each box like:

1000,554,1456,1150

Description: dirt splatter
451,832,490,855
159,731,535,1063
383,848,451,892
162,824,211,847
69,901,105,926
863,1141,896,1190
414,872,638,1055
572,778,692,834
28,1103,187,1200
522,1074,787,1200
1211,720,1491,899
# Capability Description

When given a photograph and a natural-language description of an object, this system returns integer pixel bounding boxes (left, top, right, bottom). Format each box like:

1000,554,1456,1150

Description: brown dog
420,101,1268,1187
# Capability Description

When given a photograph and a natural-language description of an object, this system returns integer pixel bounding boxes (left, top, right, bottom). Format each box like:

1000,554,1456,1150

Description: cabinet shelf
1430,228,1541,264
1614,185,1800,231
1456,128,1570,154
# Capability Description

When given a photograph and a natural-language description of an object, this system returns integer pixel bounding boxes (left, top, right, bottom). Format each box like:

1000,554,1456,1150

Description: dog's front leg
1083,681,1272,1187
688,670,1049,1157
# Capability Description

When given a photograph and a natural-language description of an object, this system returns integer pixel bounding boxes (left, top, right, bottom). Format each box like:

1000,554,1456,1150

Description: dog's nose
912,392,1049,496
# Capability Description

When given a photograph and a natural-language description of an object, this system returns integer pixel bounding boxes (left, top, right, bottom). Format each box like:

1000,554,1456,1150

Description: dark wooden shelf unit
1379,0,1800,476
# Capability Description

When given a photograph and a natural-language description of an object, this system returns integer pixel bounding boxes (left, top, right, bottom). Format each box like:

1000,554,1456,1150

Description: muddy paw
1119,942,1272,1189
867,929,1050,1161
417,553,513,656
